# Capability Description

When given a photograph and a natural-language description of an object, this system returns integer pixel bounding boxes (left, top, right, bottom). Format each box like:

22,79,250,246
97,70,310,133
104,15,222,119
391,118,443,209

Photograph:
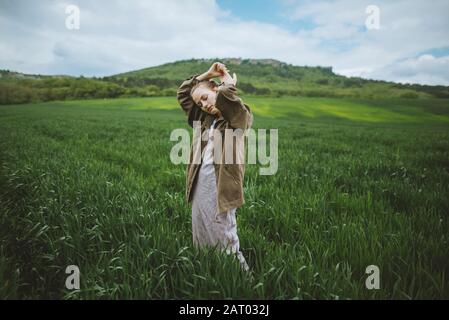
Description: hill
107,58,449,99
1,58,449,104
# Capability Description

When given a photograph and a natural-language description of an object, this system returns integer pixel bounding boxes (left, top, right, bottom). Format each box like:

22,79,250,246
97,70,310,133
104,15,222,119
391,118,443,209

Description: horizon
3,57,448,88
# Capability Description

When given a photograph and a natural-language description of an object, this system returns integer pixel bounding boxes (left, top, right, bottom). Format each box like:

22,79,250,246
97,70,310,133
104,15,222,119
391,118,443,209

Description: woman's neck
215,111,223,119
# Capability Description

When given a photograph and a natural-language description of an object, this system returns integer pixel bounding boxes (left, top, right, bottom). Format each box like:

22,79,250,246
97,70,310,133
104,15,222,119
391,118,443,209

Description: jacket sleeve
215,83,253,130
176,74,205,127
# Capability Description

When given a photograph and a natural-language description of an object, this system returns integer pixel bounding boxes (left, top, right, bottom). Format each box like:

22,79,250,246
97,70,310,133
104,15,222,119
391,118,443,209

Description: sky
1,0,449,85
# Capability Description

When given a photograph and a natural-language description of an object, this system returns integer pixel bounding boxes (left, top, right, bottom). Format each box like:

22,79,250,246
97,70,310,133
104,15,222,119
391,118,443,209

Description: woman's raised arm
176,62,227,127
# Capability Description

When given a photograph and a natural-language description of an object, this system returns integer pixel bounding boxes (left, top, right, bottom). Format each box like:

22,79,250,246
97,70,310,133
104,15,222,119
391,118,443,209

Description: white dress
191,117,249,271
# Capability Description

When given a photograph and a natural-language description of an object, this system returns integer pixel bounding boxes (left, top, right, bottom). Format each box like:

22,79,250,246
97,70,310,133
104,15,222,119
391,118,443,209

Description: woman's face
191,83,219,114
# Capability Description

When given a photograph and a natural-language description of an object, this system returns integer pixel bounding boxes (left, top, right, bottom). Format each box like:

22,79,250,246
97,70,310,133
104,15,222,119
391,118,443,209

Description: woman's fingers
211,62,235,80
210,62,227,77
218,64,227,75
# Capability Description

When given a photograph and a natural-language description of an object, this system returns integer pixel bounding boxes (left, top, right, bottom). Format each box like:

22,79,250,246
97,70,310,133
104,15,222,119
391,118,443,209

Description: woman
177,62,253,272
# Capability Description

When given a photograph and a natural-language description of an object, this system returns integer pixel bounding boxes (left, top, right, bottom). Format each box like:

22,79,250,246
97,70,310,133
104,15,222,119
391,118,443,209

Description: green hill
106,58,449,99
1,58,449,104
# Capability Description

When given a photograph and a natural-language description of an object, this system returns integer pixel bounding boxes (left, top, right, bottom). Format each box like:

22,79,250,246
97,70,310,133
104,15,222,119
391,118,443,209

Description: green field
1,96,449,299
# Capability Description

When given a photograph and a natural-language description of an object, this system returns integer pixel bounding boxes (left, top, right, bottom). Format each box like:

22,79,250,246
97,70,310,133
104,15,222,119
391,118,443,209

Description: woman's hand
196,62,237,86
197,62,226,81
208,62,227,78
220,68,237,86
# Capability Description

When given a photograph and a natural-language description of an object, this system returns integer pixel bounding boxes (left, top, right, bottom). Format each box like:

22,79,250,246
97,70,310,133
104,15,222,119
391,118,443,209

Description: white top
202,117,220,166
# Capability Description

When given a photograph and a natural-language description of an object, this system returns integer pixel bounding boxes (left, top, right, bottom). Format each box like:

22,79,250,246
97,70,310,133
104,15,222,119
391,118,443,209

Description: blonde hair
191,80,218,97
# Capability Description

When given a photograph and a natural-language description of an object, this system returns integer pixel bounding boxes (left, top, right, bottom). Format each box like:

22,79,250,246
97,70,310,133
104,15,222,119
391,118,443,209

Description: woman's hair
191,80,218,96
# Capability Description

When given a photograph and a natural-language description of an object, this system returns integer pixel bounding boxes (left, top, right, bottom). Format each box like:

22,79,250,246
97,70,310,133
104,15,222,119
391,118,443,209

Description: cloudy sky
1,0,449,85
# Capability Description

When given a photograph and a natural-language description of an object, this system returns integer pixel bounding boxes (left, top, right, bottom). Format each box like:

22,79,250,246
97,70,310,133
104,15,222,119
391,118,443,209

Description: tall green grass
0,97,448,299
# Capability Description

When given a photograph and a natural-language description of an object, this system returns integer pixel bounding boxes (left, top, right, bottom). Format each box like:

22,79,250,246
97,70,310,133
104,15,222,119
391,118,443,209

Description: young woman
177,62,253,271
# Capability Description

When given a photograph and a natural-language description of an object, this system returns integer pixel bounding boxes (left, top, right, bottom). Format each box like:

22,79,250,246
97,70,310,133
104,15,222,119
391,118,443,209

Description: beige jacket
177,74,253,213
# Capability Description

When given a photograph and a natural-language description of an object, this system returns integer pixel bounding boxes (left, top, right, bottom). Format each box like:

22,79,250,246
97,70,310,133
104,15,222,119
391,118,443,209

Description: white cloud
369,54,449,86
0,0,448,85
285,0,449,83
